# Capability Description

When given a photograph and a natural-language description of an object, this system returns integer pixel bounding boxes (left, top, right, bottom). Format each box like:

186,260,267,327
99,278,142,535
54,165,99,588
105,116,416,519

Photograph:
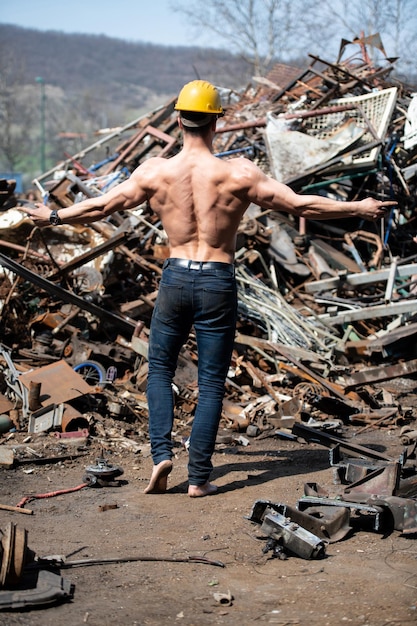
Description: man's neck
182,131,214,153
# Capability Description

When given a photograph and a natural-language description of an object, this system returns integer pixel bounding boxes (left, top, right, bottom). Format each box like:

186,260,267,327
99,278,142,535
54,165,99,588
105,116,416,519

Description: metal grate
303,87,398,169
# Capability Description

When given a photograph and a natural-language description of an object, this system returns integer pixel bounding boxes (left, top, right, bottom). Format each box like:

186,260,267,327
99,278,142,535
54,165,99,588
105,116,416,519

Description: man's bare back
133,147,254,264
23,103,396,248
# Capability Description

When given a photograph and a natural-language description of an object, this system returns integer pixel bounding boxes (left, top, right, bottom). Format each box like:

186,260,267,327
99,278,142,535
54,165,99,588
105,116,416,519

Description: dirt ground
1,422,416,626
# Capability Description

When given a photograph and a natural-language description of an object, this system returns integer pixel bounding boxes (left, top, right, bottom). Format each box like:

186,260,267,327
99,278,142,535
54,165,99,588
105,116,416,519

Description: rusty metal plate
19,360,95,406
0,393,14,414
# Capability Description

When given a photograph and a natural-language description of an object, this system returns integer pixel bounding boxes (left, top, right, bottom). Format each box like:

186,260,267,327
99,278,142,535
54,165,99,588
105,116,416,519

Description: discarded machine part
246,499,351,543
246,499,277,525
330,443,417,494
246,500,327,559
287,504,352,543
0,569,74,610
343,462,401,496
295,424,417,505
260,509,327,560
299,492,417,535
400,426,417,446
298,495,387,533
73,360,107,387
299,482,417,533
0,523,35,587
27,403,64,434
27,402,90,434
342,493,417,535
83,457,124,487
333,454,391,484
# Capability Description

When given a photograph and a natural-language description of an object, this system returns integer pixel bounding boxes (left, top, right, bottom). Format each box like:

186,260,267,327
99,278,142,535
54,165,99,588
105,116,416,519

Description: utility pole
35,76,46,173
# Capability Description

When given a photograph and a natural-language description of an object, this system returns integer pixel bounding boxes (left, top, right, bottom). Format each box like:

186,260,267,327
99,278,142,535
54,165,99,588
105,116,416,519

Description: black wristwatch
49,209,62,226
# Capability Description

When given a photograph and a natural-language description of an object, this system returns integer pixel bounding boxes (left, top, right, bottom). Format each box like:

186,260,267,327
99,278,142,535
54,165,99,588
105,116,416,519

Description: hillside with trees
0,25,251,102
1,13,415,188
0,24,254,185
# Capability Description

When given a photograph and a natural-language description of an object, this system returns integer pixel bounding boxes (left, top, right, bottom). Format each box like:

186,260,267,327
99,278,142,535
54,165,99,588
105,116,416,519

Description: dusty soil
1,424,416,626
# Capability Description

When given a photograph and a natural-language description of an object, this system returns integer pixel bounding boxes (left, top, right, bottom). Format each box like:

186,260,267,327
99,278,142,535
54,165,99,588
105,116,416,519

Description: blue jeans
146,258,237,485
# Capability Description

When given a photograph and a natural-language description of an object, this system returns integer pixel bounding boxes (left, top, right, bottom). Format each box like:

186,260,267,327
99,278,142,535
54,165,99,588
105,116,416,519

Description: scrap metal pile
0,36,417,473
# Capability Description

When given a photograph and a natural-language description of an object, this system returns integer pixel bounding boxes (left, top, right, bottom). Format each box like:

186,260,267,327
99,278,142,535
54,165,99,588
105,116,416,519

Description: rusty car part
0,525,73,608
298,495,388,533
0,523,35,587
0,569,74,610
299,484,417,534
247,499,351,544
254,505,327,560
365,495,417,534
272,343,360,404
83,457,124,487
343,230,384,269
294,422,417,493
343,462,401,496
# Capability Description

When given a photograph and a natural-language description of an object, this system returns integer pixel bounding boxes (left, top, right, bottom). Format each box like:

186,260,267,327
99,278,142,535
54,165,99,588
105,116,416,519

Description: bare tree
171,0,318,76
172,0,416,80
318,0,417,76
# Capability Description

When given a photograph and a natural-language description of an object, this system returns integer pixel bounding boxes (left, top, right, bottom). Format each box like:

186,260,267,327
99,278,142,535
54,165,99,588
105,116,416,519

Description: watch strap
49,209,62,225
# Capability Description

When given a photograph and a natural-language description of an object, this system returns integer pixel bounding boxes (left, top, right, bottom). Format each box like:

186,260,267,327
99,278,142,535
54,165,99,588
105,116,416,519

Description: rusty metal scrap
292,422,417,534
0,34,416,453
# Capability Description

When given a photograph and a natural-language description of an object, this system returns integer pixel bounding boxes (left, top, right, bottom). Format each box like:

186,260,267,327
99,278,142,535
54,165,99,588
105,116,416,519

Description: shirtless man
23,80,396,497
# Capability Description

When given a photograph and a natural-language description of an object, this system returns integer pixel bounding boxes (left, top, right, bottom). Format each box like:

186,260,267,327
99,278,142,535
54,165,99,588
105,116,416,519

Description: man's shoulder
227,156,258,170
138,156,167,170
226,156,262,183
131,156,167,180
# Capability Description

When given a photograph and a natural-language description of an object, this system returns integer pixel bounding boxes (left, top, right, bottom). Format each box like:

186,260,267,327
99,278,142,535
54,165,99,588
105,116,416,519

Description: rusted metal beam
216,118,266,133
316,300,417,325
343,358,417,389
305,263,417,293
0,252,136,335
292,422,393,462
47,230,131,280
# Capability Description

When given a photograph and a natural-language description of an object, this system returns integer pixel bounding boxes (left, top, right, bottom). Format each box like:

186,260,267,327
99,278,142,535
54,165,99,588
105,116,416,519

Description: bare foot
144,460,173,494
188,482,218,498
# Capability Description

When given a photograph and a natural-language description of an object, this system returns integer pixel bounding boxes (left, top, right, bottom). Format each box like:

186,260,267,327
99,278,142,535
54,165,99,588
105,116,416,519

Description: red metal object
53,429,89,439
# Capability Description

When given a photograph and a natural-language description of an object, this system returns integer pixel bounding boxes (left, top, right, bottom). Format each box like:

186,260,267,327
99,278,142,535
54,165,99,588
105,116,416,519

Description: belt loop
187,260,192,270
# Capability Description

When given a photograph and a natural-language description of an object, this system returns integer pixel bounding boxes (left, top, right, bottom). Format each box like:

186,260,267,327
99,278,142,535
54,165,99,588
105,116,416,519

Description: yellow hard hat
175,80,223,115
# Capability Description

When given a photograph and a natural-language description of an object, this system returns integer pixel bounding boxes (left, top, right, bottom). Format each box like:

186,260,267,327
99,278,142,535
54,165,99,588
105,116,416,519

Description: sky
0,0,217,48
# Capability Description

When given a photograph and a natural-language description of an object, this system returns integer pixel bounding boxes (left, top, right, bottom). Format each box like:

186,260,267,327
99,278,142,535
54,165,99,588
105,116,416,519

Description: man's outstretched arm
21,167,149,228
244,160,397,221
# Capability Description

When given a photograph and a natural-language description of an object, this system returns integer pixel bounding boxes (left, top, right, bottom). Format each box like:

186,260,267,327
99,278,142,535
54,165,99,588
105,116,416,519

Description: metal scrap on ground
0,36,416,532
